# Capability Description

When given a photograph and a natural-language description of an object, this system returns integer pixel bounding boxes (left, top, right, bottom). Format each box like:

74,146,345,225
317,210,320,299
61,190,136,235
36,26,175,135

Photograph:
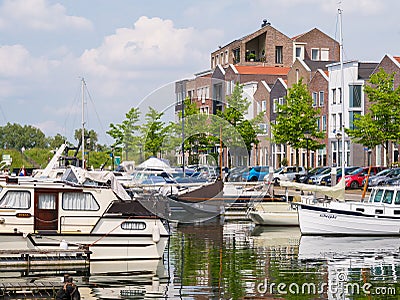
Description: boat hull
26,234,169,261
248,202,298,226
297,203,400,235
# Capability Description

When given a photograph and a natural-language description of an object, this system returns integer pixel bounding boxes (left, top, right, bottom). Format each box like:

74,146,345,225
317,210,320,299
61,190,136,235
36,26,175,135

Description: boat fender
60,239,69,250
152,223,160,243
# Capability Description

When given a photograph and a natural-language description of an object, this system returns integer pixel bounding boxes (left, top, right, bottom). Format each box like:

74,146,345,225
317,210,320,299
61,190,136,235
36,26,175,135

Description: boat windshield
382,190,394,204
395,192,400,205
371,189,383,203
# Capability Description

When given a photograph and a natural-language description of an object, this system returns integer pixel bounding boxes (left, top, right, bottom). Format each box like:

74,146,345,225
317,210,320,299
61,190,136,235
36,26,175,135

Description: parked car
384,175,400,186
226,166,250,182
297,166,330,184
307,167,331,185
344,166,386,189
364,167,400,187
267,166,306,185
319,166,359,186
242,165,270,182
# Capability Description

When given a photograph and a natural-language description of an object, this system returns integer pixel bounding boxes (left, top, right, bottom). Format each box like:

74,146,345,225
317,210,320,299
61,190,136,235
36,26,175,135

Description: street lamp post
304,132,312,175
332,131,342,185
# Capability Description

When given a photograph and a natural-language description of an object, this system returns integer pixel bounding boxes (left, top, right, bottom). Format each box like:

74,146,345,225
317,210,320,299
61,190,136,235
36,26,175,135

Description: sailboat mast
338,8,345,177
81,78,85,169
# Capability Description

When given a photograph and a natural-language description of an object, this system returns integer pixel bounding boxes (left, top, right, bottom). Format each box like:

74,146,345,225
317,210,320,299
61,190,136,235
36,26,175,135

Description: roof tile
234,66,290,75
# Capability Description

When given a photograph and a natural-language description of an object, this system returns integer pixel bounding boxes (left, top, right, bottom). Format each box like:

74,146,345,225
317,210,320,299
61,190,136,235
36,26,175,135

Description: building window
311,48,319,60
261,100,267,112
319,91,324,106
225,50,228,64
338,113,342,130
316,118,321,131
349,111,361,129
233,48,240,63
332,114,336,132
295,47,301,58
349,84,362,108
296,69,299,83
211,57,215,69
200,107,209,115
312,92,317,107
273,98,278,113
321,48,329,61
322,115,327,131
275,46,283,64
332,88,336,104
338,87,342,104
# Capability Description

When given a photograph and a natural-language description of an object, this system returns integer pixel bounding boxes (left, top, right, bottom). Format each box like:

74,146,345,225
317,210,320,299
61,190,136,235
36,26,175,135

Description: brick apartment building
175,21,386,169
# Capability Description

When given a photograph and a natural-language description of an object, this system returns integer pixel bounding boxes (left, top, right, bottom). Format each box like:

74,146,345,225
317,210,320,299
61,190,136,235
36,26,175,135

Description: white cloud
0,0,92,31
0,45,51,78
253,0,383,15
80,16,214,78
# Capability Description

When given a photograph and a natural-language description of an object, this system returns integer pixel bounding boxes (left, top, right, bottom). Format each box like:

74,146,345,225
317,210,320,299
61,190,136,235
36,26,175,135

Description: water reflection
2,221,400,299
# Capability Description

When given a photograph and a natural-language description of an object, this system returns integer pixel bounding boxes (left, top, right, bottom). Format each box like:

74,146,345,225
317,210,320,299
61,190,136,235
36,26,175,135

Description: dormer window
311,48,319,60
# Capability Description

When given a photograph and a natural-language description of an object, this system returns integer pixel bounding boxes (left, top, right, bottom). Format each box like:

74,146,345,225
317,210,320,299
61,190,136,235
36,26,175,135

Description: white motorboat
296,185,400,235
0,166,169,261
247,202,299,226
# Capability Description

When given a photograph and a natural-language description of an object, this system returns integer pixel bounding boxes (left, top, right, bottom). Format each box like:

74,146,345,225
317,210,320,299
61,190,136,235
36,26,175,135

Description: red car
344,166,386,189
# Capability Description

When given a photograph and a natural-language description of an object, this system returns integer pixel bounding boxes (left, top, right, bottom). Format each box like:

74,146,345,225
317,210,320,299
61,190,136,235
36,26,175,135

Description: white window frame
312,92,317,107
321,48,329,61
273,98,278,113
311,48,319,61
319,91,324,106
261,100,267,112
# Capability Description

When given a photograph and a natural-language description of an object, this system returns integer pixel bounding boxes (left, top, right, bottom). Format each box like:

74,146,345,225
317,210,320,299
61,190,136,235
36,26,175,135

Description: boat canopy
280,177,345,201
136,157,175,173
63,166,131,200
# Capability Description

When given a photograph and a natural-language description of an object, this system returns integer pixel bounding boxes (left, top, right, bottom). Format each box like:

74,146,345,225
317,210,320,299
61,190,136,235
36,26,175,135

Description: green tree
48,133,68,149
271,79,325,166
107,107,141,161
0,123,47,149
74,128,98,151
141,107,169,157
346,68,400,166
216,83,262,165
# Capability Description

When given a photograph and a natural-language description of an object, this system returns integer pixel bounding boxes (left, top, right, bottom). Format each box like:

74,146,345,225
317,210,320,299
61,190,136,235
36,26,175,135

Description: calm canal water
3,219,400,299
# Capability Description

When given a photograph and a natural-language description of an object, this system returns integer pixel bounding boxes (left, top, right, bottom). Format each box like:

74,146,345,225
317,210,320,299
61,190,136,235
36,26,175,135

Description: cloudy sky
0,0,398,145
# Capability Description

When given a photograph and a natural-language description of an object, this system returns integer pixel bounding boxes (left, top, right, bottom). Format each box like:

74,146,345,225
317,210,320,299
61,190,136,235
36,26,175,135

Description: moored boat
247,202,299,226
0,166,169,261
296,185,400,235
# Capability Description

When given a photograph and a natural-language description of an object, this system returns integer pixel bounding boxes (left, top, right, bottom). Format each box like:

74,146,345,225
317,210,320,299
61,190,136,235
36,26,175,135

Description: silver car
364,167,400,187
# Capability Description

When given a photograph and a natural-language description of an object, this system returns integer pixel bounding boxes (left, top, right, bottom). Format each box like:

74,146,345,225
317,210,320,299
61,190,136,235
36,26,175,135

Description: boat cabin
368,187,400,205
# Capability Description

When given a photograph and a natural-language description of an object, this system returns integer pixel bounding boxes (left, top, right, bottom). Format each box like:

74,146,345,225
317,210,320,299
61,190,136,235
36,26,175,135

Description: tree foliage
271,79,325,164
217,83,261,154
74,128,98,151
142,107,169,157
0,123,47,149
345,68,400,165
107,107,141,160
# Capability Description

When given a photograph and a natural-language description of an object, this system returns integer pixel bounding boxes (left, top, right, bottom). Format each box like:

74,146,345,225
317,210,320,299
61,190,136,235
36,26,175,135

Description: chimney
261,19,271,28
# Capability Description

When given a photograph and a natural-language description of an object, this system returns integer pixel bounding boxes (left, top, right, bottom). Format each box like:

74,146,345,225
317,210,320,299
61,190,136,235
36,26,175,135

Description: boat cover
280,177,345,201
69,166,131,200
